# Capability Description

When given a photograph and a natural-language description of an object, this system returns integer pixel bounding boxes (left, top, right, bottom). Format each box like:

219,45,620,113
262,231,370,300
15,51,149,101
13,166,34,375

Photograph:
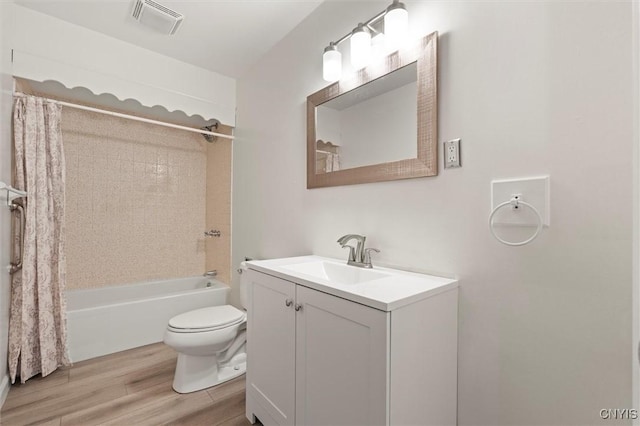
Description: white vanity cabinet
245,256,458,426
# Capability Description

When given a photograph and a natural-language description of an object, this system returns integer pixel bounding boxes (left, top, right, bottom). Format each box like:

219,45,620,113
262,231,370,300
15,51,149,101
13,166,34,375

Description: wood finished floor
0,343,252,426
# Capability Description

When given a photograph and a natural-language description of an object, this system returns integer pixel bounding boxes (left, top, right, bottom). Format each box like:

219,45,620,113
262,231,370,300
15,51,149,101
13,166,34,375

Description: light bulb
384,1,408,51
323,44,342,82
350,24,372,70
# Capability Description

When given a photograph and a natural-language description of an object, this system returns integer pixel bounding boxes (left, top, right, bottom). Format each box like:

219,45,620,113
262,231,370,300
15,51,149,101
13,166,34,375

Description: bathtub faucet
204,270,218,278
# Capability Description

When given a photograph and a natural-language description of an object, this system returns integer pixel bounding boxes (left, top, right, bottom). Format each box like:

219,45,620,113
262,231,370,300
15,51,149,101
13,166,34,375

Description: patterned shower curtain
9,95,70,384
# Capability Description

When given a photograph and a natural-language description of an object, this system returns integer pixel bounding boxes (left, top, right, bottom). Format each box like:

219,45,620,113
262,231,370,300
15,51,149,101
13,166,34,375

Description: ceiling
15,0,324,79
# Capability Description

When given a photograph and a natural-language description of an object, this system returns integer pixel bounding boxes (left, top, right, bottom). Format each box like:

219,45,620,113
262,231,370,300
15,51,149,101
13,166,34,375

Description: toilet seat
168,305,245,333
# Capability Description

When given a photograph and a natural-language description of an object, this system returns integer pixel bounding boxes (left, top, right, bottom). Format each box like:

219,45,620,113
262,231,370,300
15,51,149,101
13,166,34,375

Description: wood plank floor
0,343,252,426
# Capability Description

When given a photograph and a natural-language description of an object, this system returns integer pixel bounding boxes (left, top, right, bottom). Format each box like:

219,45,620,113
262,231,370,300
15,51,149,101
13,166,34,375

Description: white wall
233,1,633,425
0,0,14,407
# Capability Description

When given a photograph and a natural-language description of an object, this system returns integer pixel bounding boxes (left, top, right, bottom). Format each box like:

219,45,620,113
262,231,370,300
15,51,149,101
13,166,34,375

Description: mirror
316,62,417,171
307,32,438,188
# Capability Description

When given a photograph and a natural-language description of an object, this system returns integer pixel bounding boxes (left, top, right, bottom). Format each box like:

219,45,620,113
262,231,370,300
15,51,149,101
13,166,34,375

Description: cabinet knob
295,303,303,312
285,298,293,307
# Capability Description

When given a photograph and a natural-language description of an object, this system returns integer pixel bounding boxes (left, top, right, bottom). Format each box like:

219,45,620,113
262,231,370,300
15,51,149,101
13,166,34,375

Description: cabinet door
246,271,296,426
295,286,390,426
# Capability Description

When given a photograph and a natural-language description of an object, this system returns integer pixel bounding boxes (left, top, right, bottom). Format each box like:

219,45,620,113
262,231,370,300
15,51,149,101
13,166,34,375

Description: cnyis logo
599,409,638,420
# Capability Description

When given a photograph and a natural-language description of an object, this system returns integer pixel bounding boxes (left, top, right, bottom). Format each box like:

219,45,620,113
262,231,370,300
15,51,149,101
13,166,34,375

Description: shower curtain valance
12,50,236,126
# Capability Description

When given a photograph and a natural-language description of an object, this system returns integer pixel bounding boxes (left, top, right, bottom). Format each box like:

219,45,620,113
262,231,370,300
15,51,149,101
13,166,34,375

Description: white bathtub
66,276,230,362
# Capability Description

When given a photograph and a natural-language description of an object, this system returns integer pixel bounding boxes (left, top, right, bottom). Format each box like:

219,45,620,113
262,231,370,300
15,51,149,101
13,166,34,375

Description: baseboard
0,373,9,409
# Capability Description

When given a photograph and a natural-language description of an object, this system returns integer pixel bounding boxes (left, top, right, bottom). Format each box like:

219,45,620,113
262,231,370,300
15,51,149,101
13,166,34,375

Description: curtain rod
13,92,234,141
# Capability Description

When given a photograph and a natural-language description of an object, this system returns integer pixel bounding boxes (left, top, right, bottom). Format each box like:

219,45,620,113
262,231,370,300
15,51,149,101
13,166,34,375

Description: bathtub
66,276,230,362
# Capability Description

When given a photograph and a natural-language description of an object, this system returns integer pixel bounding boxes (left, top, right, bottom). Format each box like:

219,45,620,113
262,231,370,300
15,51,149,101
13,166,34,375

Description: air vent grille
131,0,184,35
132,0,144,19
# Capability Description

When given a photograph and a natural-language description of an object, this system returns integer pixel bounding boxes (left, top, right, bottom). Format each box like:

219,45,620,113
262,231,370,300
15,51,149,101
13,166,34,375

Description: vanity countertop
246,255,458,312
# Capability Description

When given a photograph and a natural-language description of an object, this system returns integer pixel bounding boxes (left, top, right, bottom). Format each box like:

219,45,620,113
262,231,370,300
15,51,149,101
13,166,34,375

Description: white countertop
246,255,458,311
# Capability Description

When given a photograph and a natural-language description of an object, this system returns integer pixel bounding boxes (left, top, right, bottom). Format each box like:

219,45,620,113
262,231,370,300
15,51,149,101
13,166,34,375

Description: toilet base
172,352,246,394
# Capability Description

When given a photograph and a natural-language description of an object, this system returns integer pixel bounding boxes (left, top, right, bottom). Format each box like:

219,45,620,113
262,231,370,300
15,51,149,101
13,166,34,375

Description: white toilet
164,265,249,394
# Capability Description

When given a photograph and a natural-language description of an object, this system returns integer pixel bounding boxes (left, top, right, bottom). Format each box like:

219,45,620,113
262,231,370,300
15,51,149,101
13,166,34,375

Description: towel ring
489,196,543,246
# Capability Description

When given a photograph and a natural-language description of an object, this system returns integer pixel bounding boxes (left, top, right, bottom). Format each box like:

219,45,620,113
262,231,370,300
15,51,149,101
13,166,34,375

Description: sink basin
281,260,390,285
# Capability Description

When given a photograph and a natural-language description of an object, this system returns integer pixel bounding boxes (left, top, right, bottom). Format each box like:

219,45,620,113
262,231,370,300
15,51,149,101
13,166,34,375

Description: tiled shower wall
205,129,232,286
63,108,231,289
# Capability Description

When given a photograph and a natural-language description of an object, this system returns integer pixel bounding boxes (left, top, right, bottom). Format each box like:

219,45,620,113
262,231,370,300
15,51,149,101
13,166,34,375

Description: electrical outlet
444,139,461,169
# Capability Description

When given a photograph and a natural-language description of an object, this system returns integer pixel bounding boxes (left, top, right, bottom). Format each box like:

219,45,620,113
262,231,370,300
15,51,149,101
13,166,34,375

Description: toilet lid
169,305,245,331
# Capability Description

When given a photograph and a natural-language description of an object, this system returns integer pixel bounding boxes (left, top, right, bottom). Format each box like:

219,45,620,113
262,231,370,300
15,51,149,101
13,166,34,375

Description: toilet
164,265,249,394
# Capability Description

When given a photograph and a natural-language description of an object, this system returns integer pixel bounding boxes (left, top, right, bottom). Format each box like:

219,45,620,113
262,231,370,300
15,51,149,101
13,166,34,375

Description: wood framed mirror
307,31,438,189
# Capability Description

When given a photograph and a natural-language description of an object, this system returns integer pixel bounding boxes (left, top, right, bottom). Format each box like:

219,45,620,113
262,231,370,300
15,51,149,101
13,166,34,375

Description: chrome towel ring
489,195,543,246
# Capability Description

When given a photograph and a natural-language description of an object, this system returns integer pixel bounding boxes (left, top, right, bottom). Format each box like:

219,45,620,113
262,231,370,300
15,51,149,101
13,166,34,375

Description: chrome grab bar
9,202,24,274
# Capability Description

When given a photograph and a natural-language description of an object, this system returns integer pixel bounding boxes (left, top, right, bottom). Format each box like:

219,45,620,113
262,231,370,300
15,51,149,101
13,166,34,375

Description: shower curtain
9,95,70,384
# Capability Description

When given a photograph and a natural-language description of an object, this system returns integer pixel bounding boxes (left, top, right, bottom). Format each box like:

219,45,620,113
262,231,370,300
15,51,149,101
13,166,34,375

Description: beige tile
62,108,214,290
93,139,110,160
119,160,134,181
133,161,146,180
74,139,94,158
157,148,169,165
77,155,94,180
133,145,157,164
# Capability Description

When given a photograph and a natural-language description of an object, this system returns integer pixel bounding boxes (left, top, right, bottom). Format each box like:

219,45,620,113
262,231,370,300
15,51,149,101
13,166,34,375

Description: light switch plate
491,176,550,227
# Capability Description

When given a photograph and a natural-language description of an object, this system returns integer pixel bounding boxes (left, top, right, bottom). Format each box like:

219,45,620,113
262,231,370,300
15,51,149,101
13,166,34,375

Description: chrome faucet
337,234,379,268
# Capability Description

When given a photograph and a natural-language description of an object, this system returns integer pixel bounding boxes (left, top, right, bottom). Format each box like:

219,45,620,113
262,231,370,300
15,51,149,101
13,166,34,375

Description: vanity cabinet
245,265,458,426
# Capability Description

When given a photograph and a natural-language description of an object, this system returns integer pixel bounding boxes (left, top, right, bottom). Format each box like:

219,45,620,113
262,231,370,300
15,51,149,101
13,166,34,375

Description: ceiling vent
132,0,184,35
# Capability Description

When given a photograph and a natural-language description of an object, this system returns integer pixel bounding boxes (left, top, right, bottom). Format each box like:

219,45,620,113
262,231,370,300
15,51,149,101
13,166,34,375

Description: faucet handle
341,244,357,262
363,248,380,266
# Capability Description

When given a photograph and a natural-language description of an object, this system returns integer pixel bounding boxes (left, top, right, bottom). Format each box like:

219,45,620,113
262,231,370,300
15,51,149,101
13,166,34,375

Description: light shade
350,24,372,70
323,44,342,82
384,1,408,50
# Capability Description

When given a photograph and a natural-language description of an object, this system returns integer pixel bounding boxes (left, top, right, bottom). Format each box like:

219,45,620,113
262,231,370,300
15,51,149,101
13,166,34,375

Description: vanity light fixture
384,1,409,50
321,0,409,82
323,43,342,81
350,24,372,69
